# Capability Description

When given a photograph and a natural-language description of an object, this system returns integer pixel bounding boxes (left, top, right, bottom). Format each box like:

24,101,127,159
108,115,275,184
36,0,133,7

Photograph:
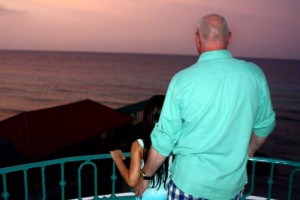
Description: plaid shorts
167,179,244,200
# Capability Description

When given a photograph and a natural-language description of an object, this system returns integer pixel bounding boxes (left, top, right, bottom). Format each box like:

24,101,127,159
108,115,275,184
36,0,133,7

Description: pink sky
1,0,300,59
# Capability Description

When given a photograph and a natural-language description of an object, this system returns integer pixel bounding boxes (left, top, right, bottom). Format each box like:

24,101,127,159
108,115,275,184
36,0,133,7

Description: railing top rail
0,153,131,174
1,155,299,175
249,156,300,167
1,155,300,175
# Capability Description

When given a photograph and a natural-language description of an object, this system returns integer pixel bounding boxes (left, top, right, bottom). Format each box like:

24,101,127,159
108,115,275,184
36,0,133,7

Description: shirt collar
197,50,232,62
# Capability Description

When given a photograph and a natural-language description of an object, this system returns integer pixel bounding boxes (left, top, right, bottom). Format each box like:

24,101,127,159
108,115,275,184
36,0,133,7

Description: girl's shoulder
131,139,144,152
131,139,144,159
136,139,144,148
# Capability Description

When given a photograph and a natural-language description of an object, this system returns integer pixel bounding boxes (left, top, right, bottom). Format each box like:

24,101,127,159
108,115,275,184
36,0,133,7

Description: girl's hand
110,150,126,161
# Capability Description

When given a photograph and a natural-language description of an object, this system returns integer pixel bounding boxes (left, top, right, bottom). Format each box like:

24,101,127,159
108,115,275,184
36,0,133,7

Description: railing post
41,166,47,200
110,161,117,199
78,161,100,200
267,163,275,199
60,163,66,200
287,168,300,200
24,170,29,200
1,174,9,200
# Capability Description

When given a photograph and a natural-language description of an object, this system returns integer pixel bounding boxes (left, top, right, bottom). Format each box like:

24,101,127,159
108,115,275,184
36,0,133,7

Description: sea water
0,50,190,119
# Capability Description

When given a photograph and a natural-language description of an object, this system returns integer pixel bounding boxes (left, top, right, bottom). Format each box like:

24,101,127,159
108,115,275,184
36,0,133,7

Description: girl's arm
110,140,143,187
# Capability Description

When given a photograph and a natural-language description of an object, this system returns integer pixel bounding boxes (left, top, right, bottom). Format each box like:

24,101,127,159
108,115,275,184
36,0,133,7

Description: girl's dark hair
142,95,169,189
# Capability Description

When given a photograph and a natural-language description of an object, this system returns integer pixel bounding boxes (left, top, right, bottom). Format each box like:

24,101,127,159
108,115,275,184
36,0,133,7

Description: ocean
0,50,300,198
0,50,189,119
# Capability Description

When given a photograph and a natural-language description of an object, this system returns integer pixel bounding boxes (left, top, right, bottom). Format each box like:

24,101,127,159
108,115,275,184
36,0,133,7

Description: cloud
0,4,25,15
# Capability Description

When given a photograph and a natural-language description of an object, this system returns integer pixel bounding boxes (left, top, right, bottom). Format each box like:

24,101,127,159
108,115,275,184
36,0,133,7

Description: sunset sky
1,0,300,59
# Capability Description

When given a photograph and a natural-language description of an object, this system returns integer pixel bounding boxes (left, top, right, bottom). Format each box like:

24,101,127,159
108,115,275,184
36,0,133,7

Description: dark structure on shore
0,99,132,166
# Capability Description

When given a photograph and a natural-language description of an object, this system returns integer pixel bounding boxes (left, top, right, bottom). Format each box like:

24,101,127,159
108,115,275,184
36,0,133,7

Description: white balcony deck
72,192,277,200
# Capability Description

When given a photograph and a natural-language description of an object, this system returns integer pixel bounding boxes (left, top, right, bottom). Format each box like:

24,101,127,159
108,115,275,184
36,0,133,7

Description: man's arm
249,132,268,157
134,146,167,197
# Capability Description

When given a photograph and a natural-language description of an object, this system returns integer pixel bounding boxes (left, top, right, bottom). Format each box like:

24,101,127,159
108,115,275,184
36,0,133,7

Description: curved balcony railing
243,157,300,200
0,154,299,200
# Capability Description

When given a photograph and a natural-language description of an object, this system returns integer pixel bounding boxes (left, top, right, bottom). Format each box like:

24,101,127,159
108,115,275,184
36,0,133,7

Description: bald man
135,14,275,200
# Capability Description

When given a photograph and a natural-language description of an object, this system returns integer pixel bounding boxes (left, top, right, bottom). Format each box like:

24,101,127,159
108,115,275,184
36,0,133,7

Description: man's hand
134,179,149,198
249,132,267,157
134,146,167,197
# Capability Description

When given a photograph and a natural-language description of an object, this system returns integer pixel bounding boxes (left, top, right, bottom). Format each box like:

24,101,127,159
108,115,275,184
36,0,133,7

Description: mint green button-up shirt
151,50,276,200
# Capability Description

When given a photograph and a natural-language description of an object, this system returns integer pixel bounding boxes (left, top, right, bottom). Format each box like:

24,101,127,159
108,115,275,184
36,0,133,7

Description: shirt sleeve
150,77,182,157
253,75,276,137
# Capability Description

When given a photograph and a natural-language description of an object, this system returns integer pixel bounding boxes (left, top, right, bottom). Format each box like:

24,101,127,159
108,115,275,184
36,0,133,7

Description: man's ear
227,32,232,45
195,32,201,52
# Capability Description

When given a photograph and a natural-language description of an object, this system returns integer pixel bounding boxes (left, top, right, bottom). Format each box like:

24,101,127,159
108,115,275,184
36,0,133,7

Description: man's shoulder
172,63,199,79
229,57,264,74
232,57,260,67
